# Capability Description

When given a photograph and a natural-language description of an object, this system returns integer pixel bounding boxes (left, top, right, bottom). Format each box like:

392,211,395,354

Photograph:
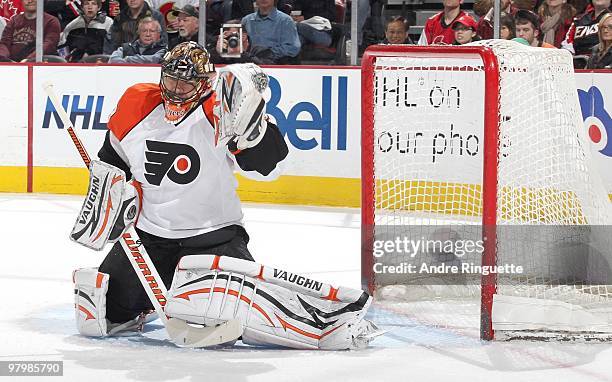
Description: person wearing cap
418,0,471,45
452,14,480,44
515,9,557,47
154,0,199,35
104,0,167,54
168,4,199,50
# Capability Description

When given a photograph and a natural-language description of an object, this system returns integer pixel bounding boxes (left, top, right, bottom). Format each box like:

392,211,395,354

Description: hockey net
361,40,612,341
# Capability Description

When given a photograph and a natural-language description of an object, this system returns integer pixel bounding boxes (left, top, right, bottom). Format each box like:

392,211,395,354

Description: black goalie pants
98,224,254,324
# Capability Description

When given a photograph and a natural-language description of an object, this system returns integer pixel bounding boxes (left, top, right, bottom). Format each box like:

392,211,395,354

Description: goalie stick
42,82,243,348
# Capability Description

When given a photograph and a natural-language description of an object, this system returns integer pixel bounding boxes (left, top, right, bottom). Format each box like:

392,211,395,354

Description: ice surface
1,194,611,382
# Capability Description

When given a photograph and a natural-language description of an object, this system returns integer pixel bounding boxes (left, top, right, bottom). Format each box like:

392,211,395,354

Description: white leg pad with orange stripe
73,267,110,337
74,268,153,338
165,255,382,350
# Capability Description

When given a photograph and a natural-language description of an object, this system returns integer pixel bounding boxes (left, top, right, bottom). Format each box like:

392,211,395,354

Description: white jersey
107,83,244,239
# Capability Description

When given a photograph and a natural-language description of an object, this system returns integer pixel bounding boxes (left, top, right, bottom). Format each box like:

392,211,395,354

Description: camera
227,33,240,49
220,23,243,58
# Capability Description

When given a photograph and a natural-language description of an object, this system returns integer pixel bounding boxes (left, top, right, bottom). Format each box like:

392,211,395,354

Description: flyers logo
144,140,200,186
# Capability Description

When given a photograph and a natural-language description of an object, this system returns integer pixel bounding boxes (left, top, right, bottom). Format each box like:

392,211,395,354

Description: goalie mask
160,41,215,124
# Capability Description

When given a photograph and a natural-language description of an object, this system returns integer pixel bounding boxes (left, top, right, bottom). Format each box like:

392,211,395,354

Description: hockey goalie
70,42,379,350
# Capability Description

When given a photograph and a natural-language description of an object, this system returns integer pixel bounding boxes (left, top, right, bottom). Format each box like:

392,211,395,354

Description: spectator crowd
412,0,610,67
0,0,609,68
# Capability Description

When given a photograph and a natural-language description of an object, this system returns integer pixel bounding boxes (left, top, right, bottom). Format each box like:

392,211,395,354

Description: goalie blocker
166,255,383,350
71,160,142,251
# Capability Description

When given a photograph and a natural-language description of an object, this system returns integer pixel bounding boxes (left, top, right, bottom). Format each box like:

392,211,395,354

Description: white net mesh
365,40,612,339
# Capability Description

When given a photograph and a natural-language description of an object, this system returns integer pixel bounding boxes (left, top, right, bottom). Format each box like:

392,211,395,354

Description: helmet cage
160,41,215,105
160,73,207,104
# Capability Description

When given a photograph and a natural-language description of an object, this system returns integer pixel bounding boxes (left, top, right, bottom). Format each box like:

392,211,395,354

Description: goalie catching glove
165,255,384,350
213,63,269,151
71,160,142,251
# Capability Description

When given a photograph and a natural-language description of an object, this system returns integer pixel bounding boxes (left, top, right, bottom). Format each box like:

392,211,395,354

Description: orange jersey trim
201,93,216,127
108,83,163,141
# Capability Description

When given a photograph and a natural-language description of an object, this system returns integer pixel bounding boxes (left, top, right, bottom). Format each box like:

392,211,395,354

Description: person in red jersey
418,0,470,45
452,14,480,44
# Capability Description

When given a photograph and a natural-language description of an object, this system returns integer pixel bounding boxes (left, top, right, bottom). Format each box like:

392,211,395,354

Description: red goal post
361,44,501,340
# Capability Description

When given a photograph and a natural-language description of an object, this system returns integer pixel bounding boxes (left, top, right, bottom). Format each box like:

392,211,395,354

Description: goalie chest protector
107,83,243,239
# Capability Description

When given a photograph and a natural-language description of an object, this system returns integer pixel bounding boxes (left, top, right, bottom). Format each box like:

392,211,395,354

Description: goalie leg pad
165,255,381,350
74,267,110,337
74,267,154,337
71,160,141,251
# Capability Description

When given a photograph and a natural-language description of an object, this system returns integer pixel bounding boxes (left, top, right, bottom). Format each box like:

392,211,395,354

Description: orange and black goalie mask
159,41,215,124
